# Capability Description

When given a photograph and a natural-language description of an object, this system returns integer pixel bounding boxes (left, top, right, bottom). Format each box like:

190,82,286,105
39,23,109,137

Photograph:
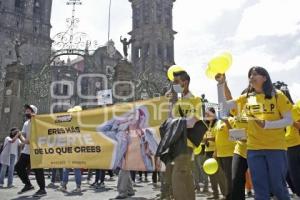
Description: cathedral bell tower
128,0,176,97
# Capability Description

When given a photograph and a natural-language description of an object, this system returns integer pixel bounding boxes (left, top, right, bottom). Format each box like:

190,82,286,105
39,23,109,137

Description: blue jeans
247,150,290,200
0,154,16,186
62,168,81,187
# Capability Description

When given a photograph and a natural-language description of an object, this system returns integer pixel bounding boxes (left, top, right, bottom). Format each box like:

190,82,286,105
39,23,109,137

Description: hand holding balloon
215,73,226,84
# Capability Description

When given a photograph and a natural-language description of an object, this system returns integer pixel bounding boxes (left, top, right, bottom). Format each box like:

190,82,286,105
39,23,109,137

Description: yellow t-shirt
214,120,235,157
285,105,300,148
235,90,293,150
203,129,216,152
173,94,202,148
228,116,248,159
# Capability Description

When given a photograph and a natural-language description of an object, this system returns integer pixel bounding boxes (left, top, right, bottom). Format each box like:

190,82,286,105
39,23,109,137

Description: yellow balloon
205,66,217,79
203,158,218,175
206,52,232,77
208,56,230,74
167,65,185,81
221,52,232,66
193,145,202,155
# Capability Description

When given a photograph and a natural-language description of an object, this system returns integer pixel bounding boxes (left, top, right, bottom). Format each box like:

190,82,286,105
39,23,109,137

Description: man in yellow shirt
170,71,198,200
164,70,207,200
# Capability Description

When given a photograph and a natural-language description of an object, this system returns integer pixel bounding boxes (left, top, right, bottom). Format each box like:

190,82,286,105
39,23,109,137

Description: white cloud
229,47,300,77
174,0,246,30
235,0,300,41
289,83,300,102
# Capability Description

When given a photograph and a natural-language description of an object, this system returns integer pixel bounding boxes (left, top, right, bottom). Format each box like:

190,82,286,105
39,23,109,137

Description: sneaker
18,185,34,194
89,182,97,187
128,192,135,197
58,185,67,192
47,182,55,188
195,184,201,192
247,191,253,197
7,185,15,189
33,189,47,197
72,187,81,193
96,182,105,189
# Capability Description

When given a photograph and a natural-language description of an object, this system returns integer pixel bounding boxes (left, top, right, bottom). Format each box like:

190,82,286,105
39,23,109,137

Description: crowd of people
0,66,299,200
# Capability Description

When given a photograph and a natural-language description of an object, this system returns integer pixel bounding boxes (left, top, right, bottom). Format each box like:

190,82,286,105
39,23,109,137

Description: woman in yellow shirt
216,67,293,200
224,87,250,200
214,119,235,200
229,114,249,200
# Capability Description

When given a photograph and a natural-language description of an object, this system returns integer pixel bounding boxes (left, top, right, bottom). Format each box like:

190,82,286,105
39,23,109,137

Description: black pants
287,171,296,194
287,145,300,196
138,171,148,180
152,171,159,183
108,170,114,177
219,156,233,200
231,154,248,200
95,170,107,183
130,171,136,182
15,153,45,190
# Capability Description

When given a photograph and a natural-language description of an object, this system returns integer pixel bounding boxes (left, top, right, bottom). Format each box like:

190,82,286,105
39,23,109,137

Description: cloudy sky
51,0,300,102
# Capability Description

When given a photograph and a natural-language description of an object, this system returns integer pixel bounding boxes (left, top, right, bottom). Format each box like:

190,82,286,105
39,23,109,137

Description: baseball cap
24,104,38,114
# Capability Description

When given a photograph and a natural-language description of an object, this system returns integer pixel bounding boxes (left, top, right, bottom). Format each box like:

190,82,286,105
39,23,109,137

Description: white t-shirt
21,120,31,155
11,138,21,156
0,137,20,166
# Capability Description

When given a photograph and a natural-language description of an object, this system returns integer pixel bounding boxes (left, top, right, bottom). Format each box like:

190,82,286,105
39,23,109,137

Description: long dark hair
247,66,275,99
273,81,294,104
206,107,217,126
9,127,19,139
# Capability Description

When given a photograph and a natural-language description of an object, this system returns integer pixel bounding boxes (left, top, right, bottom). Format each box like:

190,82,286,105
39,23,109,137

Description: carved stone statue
120,36,133,59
